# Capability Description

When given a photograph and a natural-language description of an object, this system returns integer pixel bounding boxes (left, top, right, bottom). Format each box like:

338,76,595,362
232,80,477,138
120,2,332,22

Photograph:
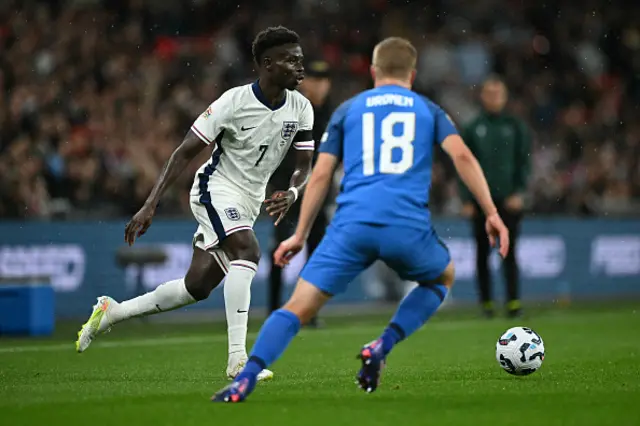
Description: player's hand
485,212,510,258
264,190,296,226
124,203,156,246
273,234,305,267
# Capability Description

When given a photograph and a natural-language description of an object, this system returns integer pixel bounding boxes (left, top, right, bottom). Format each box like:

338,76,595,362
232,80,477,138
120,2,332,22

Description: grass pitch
1,304,639,426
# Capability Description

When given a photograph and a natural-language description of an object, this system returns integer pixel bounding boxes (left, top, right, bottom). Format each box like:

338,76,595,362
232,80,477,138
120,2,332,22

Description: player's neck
374,78,411,89
258,79,286,108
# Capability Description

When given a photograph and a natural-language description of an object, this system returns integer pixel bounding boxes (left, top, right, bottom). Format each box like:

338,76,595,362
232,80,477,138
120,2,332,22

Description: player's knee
185,269,213,301
420,261,455,290
184,255,217,301
221,232,261,264
439,261,455,288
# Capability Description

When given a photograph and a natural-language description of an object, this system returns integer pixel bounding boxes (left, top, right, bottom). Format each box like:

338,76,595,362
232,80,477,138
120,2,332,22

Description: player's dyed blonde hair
372,37,417,80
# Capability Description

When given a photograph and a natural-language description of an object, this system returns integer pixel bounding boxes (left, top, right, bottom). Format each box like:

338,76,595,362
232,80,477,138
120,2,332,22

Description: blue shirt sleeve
422,96,458,144
318,99,352,158
434,107,459,144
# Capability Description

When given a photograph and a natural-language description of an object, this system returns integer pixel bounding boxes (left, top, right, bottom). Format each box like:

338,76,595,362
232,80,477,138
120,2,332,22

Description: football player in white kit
75,27,315,382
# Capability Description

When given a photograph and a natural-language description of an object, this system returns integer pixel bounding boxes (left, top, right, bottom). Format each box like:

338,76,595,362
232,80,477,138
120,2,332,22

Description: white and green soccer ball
496,326,545,376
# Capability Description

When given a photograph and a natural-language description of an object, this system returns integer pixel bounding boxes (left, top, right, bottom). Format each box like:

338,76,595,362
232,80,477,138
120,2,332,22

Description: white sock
110,278,196,324
224,260,257,361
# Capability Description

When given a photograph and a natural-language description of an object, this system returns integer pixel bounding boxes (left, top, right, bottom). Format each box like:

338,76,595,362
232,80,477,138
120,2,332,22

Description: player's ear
410,69,417,85
370,65,376,81
263,56,272,71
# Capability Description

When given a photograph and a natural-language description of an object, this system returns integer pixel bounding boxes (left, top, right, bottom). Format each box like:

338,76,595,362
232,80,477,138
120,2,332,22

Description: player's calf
281,278,331,324
218,230,263,369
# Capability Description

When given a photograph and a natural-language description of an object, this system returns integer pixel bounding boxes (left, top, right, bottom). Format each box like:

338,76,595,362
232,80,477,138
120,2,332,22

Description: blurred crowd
1,0,639,219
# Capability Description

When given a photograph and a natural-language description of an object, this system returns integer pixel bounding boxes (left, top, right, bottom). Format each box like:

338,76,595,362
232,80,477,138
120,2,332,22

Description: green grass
1,305,639,426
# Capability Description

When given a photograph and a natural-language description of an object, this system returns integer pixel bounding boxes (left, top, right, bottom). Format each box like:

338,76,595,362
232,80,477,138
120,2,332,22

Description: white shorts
190,180,260,273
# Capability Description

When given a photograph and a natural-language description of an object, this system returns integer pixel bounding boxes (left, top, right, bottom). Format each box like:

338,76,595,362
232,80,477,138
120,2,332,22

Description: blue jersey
319,85,458,230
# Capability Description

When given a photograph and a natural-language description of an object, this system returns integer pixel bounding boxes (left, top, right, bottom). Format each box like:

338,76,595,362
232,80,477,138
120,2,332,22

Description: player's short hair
372,37,417,79
252,26,301,65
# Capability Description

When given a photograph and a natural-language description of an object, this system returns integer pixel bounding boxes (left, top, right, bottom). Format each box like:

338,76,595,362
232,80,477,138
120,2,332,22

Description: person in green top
459,75,531,318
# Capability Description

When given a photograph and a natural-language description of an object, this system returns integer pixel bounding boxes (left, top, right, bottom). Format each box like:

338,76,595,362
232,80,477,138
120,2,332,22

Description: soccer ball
495,326,545,376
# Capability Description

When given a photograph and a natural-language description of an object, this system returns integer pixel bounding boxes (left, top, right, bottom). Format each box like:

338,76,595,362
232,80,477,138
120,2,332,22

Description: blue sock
379,284,448,355
242,309,301,377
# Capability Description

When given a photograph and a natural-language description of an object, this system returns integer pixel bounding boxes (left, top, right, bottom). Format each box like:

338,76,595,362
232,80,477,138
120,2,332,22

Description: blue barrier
0,218,638,319
0,281,55,335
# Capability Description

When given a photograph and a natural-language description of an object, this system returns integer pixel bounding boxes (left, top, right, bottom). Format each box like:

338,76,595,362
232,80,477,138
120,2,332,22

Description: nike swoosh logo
241,126,257,131
237,309,248,314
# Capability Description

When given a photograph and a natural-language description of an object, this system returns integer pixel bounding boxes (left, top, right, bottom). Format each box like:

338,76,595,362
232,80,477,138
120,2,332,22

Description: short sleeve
318,99,352,158
191,90,235,144
299,99,314,131
293,100,315,151
434,107,459,145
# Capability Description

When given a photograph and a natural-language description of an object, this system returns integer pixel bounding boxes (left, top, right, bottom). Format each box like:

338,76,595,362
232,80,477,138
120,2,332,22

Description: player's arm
289,137,315,193
294,102,345,240
143,131,208,211
265,101,315,225
434,107,509,257
442,134,496,216
264,131,314,225
124,130,208,245
274,102,346,266
294,152,338,240
124,93,232,245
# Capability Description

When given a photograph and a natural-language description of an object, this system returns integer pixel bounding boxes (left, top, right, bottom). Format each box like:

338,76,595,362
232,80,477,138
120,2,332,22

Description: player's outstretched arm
295,153,338,239
124,130,208,246
273,153,338,266
265,149,313,226
441,134,509,257
441,135,495,216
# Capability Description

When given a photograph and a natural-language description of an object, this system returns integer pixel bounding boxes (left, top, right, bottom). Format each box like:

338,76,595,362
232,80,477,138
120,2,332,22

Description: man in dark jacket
267,58,333,326
460,76,531,318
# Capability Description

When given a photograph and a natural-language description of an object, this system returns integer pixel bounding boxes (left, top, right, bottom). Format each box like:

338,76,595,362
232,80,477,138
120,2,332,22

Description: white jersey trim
191,125,213,144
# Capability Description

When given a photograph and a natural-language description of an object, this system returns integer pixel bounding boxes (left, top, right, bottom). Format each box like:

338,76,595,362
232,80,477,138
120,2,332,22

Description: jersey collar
251,80,287,111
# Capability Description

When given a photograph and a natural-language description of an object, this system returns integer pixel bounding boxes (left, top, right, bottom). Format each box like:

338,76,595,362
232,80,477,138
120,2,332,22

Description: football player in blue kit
213,36,510,403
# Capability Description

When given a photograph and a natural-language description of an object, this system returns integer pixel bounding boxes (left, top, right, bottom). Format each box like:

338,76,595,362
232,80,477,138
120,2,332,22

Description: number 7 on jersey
255,145,268,166
362,112,416,176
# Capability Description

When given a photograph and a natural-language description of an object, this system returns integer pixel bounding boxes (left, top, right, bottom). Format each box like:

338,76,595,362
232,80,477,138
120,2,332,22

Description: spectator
0,0,638,219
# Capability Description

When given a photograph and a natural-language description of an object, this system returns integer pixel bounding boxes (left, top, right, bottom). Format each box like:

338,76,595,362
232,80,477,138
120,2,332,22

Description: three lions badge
225,208,241,221
281,121,298,142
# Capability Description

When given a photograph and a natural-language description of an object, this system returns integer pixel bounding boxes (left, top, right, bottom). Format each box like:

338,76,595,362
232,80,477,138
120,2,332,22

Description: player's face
481,81,508,113
270,44,305,91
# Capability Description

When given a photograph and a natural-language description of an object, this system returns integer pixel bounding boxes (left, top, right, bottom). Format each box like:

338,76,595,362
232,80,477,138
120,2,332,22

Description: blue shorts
300,222,451,296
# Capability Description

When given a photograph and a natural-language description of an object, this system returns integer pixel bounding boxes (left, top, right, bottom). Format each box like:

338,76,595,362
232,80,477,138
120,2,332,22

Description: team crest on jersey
224,208,240,221
281,121,298,141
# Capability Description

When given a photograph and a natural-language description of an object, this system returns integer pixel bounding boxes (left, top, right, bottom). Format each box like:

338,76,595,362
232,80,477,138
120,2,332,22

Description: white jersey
190,81,315,204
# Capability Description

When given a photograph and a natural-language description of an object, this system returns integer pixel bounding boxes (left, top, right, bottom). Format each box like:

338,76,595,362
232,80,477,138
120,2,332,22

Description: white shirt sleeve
190,90,235,145
293,99,315,151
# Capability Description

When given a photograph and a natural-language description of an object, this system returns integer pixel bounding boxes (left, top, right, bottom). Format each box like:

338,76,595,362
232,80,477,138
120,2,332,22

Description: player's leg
357,226,454,392
304,205,329,327
75,247,224,352
473,208,493,317
212,223,375,402
217,229,262,374
500,206,522,317
193,183,272,379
